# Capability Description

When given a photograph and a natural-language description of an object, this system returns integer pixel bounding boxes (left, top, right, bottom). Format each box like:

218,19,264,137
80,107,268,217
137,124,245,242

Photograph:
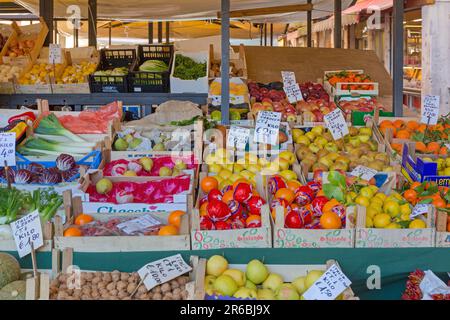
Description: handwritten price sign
49,44,62,64
324,109,349,140
284,84,304,104
254,111,282,146
227,126,250,150
10,210,44,258
421,95,440,125
350,166,378,181
411,204,430,219
0,132,16,167
303,264,352,300
138,254,192,291
281,71,297,87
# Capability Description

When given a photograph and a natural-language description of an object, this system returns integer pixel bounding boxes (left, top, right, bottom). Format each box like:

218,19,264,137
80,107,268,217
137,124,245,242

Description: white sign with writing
49,44,62,64
284,84,304,103
350,166,378,181
138,254,192,291
421,95,440,125
10,210,44,258
227,126,250,150
117,214,162,235
0,132,16,167
324,109,349,140
303,264,352,300
281,71,297,87
253,111,282,146
411,204,431,219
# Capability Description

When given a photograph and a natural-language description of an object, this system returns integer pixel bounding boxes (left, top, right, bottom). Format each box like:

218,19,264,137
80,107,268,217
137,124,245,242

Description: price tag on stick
303,264,352,300
411,204,431,219
421,95,440,125
324,109,349,140
138,254,192,291
0,132,16,167
49,44,62,64
227,126,250,150
254,111,282,146
10,210,44,258
281,71,297,87
284,84,304,103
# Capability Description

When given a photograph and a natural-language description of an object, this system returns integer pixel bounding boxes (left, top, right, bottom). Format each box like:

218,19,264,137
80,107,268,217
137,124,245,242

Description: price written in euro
254,111,282,146
303,264,352,300
227,126,250,150
0,132,16,167
324,109,349,140
10,210,44,258
421,95,440,125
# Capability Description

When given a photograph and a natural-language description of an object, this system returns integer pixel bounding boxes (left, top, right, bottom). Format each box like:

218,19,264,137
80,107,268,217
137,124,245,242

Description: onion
14,169,32,184
56,154,76,172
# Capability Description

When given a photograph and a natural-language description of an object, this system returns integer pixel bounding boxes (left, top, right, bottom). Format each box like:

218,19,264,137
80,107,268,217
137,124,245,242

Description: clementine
426,142,441,154
199,202,208,217
275,188,296,204
286,180,302,193
201,176,219,193
222,190,234,204
415,142,427,153
64,227,82,237
158,225,179,236
406,121,419,131
74,214,94,226
403,189,418,204
319,212,342,229
168,210,186,228
396,130,410,140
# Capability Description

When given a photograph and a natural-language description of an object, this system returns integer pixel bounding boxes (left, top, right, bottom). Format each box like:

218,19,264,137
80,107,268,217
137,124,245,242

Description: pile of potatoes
50,270,190,300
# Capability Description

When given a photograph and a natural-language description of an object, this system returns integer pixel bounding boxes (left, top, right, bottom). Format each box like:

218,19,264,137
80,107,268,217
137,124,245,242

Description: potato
91,290,100,299
127,283,137,294
118,291,128,299
106,282,116,291
81,294,91,300
152,293,162,300
151,286,161,294
120,272,130,281
85,273,94,281
99,288,108,295
101,293,110,299
82,287,91,295
56,291,68,300
173,288,181,296
116,281,127,291
181,290,188,300
73,289,82,298
97,281,107,289
109,289,118,296
111,273,120,282
50,279,59,287
91,276,101,285
163,293,173,300
139,293,149,300
122,296,131,300
170,280,179,289
161,283,171,293
137,285,147,294
95,271,103,278
177,276,189,285
103,273,112,283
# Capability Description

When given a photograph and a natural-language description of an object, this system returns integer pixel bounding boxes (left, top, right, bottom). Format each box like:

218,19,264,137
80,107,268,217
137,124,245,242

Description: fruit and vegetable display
139,60,169,73
204,255,349,300
198,176,266,231
103,156,195,177
296,99,337,123
87,175,191,205
18,63,64,85
0,253,26,301
4,38,36,58
326,71,375,91
0,64,23,82
338,97,387,116
56,62,97,84
0,187,62,226
63,210,185,237
50,271,190,300
294,125,393,173
402,181,450,211
173,54,207,80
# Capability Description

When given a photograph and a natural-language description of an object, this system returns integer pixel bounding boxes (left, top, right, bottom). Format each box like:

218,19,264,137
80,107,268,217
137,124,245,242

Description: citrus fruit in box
168,210,186,228
158,225,179,236
64,227,83,237
201,176,219,193
74,214,94,226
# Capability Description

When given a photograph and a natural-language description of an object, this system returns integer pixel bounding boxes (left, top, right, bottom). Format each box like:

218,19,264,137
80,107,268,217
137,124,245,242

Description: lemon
400,212,411,221
386,222,401,229
370,197,384,207
368,185,379,194
409,219,426,229
373,214,391,228
355,196,370,207
359,187,375,199
400,204,412,216
383,201,401,217
366,216,374,228
367,206,381,219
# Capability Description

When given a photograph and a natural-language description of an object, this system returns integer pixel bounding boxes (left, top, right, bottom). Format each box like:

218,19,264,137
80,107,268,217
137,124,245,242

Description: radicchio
27,163,45,175
56,154,76,172
13,169,32,184
61,165,79,182
40,168,62,184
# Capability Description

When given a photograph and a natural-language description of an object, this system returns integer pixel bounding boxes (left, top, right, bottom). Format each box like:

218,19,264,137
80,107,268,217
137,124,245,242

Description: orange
222,190,234,204
396,130,410,140
201,176,219,193
74,214,94,226
439,146,448,155
286,181,302,193
432,198,447,209
64,227,82,237
158,225,179,236
379,120,393,129
200,202,209,217
410,182,422,190
380,125,395,136
320,212,342,229
403,189,418,204
426,142,441,154
415,142,427,153
391,143,403,154
406,121,419,131
393,119,405,129
246,215,262,226
168,210,186,228
275,188,295,204
322,199,341,214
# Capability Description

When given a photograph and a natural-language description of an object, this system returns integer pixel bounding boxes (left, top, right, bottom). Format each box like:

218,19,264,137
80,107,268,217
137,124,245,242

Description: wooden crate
436,211,450,248
51,47,99,94
78,170,194,213
355,205,436,248
196,257,358,300
324,70,379,97
53,192,191,252
209,44,247,80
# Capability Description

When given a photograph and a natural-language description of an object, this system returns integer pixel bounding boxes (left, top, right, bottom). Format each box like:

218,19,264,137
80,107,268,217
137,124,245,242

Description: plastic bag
79,216,162,237
58,101,122,134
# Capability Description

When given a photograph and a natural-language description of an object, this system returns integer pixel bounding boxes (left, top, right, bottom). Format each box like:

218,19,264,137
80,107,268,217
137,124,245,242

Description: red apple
285,212,304,229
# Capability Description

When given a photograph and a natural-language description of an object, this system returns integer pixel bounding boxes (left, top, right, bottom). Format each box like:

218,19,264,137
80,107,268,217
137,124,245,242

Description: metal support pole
88,0,97,47
260,25,263,46
307,0,312,47
148,22,153,44
165,21,170,43
221,0,230,125
393,0,404,116
334,0,342,48
54,20,58,44
158,22,163,43
39,0,53,45
270,24,273,46
264,24,267,46
108,22,112,47
74,25,79,47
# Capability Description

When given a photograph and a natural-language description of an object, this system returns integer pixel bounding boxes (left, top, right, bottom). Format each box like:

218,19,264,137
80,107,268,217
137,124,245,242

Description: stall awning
313,0,393,32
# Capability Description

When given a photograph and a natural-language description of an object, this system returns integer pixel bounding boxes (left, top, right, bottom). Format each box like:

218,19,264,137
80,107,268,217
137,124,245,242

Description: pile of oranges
403,181,450,209
379,119,449,156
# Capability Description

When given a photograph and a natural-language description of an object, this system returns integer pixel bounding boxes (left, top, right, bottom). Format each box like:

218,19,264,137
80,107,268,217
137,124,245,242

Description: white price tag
227,126,250,150
350,166,378,181
411,204,430,219
210,95,246,106
49,44,62,64
324,109,349,140
116,214,162,235
281,71,297,87
10,210,44,258
284,84,304,103
0,132,16,167
303,264,352,300
421,95,440,125
138,254,192,291
253,111,282,146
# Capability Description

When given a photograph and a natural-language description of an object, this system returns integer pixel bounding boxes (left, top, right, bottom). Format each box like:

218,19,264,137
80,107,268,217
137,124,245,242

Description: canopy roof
15,0,354,23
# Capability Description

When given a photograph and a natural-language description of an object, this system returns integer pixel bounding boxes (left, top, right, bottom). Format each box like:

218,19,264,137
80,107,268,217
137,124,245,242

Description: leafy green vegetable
173,54,207,80
18,137,93,156
139,60,168,73
35,114,85,142
170,116,202,127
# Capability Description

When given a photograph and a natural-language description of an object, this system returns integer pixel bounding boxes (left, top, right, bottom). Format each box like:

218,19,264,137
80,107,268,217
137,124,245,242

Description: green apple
276,283,300,300
96,178,113,194
359,127,373,136
129,138,142,150
305,270,325,289
257,288,276,300
262,273,284,292
223,269,246,287
311,126,324,136
292,129,305,142
305,132,316,142
233,287,257,299
324,142,339,153
214,275,238,297
275,157,290,171
246,259,269,285
204,275,217,295
308,143,321,154
174,160,187,170
291,276,307,295
206,255,228,277
296,135,311,146
314,137,328,148
357,135,371,143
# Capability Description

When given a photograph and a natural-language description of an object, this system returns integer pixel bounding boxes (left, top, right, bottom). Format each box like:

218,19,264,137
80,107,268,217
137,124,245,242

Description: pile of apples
295,99,337,123
248,81,286,103
204,255,336,300
338,97,386,116
299,82,330,101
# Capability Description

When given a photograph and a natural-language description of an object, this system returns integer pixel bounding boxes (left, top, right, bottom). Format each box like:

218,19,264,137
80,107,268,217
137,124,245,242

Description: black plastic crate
128,44,173,93
89,48,136,93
